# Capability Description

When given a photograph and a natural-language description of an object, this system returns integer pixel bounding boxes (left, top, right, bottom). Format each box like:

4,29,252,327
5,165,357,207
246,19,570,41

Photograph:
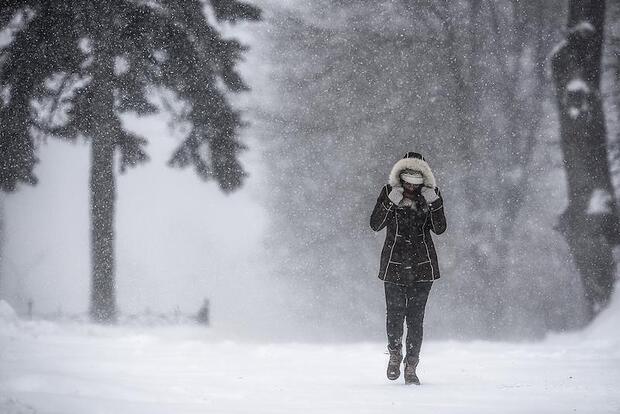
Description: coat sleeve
370,185,396,232
427,187,447,235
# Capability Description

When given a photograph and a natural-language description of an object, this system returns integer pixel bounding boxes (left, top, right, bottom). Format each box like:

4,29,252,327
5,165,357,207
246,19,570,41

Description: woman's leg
385,282,407,352
404,282,433,359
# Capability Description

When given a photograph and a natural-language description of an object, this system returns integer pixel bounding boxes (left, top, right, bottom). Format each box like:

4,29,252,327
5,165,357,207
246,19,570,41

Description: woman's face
402,181,422,193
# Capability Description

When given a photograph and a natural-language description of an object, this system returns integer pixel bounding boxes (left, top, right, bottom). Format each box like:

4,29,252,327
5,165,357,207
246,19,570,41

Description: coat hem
378,275,440,285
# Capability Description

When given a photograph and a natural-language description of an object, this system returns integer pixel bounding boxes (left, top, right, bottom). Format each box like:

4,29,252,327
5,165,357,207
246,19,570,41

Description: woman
370,152,447,385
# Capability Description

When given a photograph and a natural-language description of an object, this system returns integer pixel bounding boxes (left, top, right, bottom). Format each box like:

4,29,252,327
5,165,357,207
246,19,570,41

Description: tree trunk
89,119,117,323
612,2,620,160
0,192,4,296
551,0,620,321
88,15,118,322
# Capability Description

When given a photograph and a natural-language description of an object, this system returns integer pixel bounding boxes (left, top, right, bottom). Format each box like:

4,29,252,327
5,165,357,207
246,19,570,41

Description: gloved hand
388,187,404,205
421,186,439,203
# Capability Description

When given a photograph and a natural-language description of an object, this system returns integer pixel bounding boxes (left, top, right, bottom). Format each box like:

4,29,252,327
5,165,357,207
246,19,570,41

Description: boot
386,345,403,380
404,355,420,385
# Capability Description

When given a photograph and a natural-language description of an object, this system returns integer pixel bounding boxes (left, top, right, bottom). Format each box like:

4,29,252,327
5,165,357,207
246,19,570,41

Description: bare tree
551,0,620,321
423,0,557,335
610,1,620,171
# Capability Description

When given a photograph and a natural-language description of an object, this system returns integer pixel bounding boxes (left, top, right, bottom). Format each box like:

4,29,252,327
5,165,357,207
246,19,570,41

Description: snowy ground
1,303,619,414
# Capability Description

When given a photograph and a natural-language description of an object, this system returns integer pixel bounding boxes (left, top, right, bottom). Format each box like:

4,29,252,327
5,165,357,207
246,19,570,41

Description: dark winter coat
370,156,447,285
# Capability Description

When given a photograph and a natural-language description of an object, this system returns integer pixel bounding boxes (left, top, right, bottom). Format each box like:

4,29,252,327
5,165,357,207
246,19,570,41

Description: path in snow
1,316,619,414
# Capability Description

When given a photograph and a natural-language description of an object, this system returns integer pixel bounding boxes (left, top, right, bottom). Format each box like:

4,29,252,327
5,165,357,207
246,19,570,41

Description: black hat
403,152,425,161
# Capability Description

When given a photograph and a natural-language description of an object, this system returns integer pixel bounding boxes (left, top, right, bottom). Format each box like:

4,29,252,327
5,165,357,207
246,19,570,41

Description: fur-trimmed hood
388,157,436,188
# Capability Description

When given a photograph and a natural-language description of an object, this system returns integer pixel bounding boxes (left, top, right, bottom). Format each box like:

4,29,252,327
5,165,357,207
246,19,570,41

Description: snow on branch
570,21,595,35
567,78,590,93
587,188,613,215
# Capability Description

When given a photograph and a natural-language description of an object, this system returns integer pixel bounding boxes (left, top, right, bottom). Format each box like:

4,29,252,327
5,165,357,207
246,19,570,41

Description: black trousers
384,281,432,359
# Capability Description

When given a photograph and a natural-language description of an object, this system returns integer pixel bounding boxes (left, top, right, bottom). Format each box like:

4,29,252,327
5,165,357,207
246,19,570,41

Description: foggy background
1,0,619,342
